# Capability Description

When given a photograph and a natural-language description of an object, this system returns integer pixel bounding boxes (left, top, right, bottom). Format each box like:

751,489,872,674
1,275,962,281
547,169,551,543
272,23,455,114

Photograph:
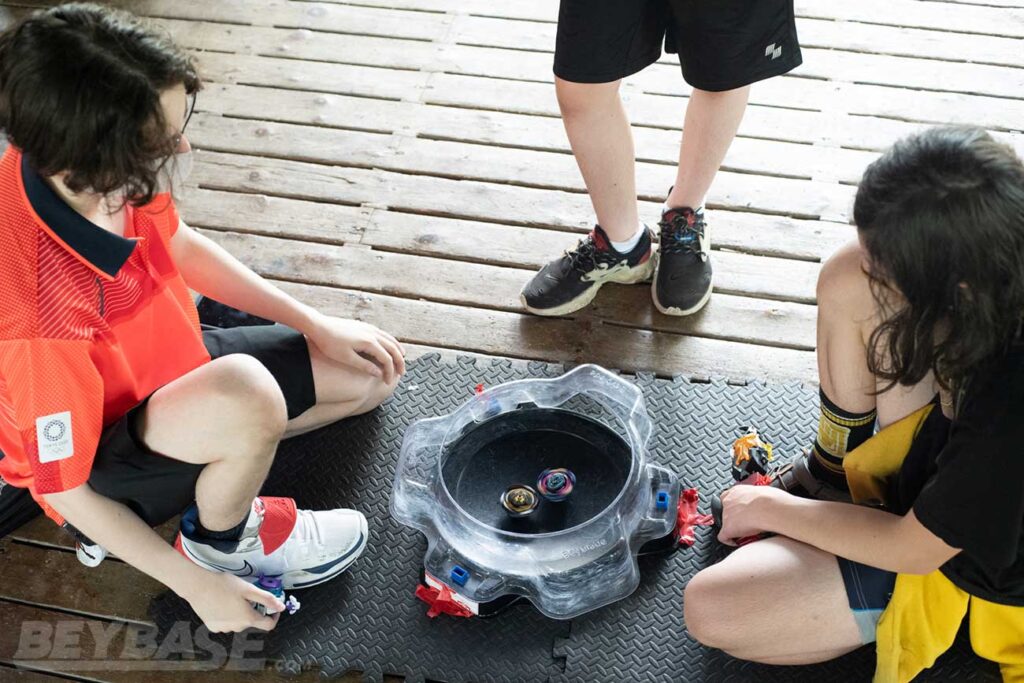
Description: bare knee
555,76,620,120
352,373,399,416
372,374,399,408
207,354,288,441
683,569,736,651
817,240,874,316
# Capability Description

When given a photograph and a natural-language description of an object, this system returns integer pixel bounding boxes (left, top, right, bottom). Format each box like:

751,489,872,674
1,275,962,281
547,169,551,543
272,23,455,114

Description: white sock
663,202,704,214
609,222,646,253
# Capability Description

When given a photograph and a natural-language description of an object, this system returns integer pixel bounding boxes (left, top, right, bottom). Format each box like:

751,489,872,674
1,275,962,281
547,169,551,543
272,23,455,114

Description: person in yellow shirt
684,126,1024,682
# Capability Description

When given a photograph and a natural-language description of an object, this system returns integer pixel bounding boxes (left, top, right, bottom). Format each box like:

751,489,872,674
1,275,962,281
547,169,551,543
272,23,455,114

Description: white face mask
154,150,194,194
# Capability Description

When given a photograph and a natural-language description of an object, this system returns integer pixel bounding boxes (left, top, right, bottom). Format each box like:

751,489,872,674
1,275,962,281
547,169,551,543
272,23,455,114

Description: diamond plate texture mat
150,354,569,682
149,354,997,682
552,373,998,683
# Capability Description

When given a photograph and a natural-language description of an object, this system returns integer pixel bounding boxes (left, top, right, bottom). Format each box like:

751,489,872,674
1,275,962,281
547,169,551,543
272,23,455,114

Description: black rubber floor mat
150,355,570,683
553,372,998,683
148,355,997,682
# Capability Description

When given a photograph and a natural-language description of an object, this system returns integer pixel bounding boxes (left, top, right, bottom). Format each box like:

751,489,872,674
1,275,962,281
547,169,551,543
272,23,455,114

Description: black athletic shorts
76,325,315,532
554,0,803,91
837,556,897,644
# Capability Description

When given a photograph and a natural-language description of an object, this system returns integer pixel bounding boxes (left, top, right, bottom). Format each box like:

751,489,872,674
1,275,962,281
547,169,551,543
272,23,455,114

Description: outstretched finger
381,330,405,356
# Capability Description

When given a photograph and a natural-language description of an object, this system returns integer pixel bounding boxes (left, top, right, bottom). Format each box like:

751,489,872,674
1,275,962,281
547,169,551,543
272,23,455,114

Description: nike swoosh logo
182,542,256,577
289,532,367,589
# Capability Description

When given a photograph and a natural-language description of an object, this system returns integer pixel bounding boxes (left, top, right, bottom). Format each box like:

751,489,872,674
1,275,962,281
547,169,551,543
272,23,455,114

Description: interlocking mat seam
149,354,995,683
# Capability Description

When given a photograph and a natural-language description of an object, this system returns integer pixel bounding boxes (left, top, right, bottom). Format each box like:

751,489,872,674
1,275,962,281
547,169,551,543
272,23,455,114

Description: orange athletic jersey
0,147,211,517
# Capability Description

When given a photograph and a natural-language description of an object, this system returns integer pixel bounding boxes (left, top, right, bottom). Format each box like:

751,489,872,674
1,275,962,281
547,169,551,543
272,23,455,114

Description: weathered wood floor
1,0,1022,680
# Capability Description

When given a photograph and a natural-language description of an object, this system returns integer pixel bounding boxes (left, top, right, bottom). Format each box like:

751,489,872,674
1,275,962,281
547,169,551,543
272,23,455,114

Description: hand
183,571,284,633
308,315,406,384
716,485,786,546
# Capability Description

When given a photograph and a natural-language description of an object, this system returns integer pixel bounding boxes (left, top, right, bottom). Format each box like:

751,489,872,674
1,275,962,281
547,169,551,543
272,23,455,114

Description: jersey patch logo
765,43,783,61
36,411,74,463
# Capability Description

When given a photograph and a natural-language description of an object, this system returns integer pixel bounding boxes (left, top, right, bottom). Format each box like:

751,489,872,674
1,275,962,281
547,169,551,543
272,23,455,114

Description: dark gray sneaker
521,225,655,316
653,207,712,316
769,448,853,503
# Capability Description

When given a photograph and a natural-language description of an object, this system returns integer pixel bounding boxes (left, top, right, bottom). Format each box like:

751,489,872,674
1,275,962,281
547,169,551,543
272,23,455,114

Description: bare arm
171,220,319,333
45,484,282,632
719,485,959,574
170,220,405,381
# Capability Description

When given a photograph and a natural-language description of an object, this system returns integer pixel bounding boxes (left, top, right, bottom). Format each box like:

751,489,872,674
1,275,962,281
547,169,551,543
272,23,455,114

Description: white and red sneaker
175,497,368,589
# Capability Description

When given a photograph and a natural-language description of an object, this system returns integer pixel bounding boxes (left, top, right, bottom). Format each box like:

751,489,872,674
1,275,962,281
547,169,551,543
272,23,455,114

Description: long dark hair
0,3,200,206
855,126,1024,392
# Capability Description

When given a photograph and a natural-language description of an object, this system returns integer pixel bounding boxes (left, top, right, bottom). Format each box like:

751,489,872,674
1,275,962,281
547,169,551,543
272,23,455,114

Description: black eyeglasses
171,91,197,148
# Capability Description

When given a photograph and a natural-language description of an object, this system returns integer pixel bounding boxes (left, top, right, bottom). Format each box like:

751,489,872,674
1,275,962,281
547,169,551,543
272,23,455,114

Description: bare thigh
139,354,287,465
684,537,864,665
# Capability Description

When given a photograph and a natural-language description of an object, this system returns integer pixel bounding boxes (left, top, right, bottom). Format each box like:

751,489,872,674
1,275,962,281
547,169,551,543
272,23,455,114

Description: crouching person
0,3,403,632
684,127,1024,681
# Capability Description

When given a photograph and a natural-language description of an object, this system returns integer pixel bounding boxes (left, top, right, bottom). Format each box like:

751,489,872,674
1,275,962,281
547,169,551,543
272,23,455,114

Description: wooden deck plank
0,602,355,683
270,280,818,381
0,668,75,682
179,185,848,265
186,114,857,223
422,74,1023,153
198,228,818,347
8,517,78,551
10,517,177,554
0,540,157,624
154,19,1024,131
16,0,453,37
186,149,852,259
929,0,1024,7
185,53,1024,152
790,48,1024,100
794,0,1024,37
196,81,878,185
225,0,1024,38
450,14,1024,68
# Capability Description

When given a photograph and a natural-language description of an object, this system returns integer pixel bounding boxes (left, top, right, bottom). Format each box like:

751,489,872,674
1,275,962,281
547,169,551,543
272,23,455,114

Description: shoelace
659,210,706,257
565,235,616,273
297,509,327,546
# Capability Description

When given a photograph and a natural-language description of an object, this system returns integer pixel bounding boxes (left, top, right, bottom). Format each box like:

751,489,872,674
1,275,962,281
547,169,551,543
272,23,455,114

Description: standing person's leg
654,87,748,316
666,87,750,213
654,0,803,316
520,0,669,317
555,78,640,243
